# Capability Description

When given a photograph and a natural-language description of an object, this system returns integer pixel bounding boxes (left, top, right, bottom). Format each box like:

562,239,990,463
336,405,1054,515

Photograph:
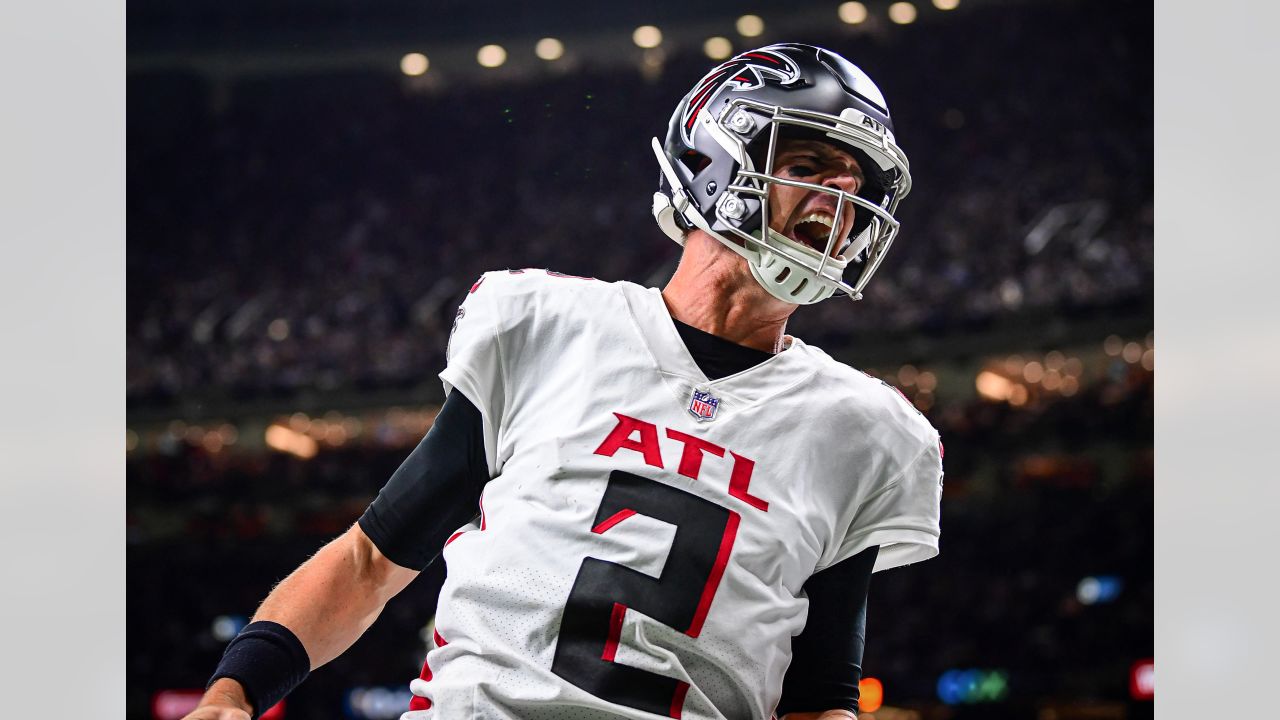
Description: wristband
209,620,311,719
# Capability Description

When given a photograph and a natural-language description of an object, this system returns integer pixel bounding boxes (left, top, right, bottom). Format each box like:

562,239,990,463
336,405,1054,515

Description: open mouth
792,213,838,253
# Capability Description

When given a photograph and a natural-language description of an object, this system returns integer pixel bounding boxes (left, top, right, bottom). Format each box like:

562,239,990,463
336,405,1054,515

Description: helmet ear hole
775,266,791,283
680,151,712,174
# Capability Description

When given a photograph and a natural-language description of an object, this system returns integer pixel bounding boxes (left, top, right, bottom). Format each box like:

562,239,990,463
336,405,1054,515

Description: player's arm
186,390,491,720
194,523,419,719
776,545,880,720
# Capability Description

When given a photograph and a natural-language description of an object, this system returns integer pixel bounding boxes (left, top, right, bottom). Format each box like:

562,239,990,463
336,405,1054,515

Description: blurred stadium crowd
127,0,1150,406
128,0,1152,717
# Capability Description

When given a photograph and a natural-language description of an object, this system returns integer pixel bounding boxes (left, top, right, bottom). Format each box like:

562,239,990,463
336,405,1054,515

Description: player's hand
180,678,254,720
179,708,250,720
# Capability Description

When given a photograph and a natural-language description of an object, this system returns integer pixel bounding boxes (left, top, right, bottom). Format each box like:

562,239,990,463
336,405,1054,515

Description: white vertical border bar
1157,0,1280,718
0,0,126,715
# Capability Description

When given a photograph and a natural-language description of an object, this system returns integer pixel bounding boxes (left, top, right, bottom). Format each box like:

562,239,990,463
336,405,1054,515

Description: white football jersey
404,269,942,720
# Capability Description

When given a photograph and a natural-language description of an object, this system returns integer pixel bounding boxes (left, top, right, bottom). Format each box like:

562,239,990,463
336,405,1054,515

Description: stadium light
1042,370,1062,391
1023,361,1044,384
1123,342,1143,364
933,0,960,8
736,14,765,37
858,677,884,712
218,423,239,446
633,25,663,48
1064,357,1084,377
266,423,318,459
898,364,918,386
535,37,564,61
918,370,938,392
704,36,733,60
1130,659,1154,700
1062,375,1079,396
838,1,868,24
1077,575,1124,605
212,615,246,642
400,52,429,76
267,317,289,341
477,44,507,68
937,669,1010,705
975,371,1013,401
889,2,918,24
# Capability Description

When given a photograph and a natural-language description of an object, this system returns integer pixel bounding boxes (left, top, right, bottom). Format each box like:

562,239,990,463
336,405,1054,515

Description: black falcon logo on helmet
679,48,801,145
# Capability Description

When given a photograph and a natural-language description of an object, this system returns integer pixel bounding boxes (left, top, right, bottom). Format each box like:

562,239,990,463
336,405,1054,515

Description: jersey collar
618,282,819,413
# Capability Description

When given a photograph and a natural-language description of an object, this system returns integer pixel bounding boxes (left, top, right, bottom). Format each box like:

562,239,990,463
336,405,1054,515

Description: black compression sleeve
776,545,880,717
358,390,490,570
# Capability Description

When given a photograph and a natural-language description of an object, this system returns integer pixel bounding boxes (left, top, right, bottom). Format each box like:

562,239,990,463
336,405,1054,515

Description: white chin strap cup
747,229,840,305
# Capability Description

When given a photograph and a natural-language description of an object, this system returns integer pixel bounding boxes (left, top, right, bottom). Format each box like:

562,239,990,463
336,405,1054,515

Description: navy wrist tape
209,620,311,719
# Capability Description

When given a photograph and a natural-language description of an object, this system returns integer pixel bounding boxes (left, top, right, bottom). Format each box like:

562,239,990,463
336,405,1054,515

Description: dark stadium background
127,0,1153,718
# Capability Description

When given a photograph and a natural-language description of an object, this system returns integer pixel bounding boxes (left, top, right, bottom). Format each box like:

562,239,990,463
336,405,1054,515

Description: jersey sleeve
832,437,943,573
439,273,508,477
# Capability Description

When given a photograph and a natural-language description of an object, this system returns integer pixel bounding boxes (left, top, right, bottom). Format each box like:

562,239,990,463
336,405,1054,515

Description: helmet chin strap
746,228,841,305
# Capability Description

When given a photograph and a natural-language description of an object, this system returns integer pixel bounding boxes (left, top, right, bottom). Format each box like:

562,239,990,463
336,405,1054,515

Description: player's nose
821,171,859,195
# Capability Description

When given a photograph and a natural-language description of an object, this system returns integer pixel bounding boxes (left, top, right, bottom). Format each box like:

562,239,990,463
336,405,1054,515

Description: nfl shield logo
688,389,720,422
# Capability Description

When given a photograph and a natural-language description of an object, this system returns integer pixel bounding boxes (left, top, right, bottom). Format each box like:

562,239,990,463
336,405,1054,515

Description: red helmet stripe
685,70,729,130
688,69,728,107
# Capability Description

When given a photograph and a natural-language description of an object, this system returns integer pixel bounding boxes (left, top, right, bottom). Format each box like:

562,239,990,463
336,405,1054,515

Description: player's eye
786,164,816,178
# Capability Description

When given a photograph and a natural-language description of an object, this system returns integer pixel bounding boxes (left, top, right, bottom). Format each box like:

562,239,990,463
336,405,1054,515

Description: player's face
766,139,863,257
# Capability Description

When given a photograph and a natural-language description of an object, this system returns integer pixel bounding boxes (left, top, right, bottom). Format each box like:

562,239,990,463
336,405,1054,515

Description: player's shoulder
795,340,939,449
468,267,599,295
464,268,617,304
464,268,630,324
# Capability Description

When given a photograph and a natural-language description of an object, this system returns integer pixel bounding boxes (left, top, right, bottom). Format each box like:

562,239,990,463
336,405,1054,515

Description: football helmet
652,43,912,304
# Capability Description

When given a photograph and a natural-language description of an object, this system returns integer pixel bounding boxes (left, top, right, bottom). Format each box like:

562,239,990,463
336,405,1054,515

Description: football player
186,43,941,720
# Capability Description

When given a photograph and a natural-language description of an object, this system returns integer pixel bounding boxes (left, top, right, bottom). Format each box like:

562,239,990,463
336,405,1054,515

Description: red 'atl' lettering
594,413,770,513
594,413,664,469
727,453,769,512
665,429,725,479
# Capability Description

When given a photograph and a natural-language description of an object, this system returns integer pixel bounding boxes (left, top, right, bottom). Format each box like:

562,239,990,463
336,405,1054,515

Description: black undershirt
358,317,875,715
670,318,775,379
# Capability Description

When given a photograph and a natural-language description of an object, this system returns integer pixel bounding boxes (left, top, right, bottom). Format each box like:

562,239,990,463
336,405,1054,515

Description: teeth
796,213,835,241
798,213,834,228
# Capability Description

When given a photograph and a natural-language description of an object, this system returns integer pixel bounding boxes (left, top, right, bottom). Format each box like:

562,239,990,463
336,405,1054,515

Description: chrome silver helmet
652,43,912,304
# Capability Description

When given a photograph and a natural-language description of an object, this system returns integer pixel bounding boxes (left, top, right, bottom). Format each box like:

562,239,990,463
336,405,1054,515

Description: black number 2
551,470,741,718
